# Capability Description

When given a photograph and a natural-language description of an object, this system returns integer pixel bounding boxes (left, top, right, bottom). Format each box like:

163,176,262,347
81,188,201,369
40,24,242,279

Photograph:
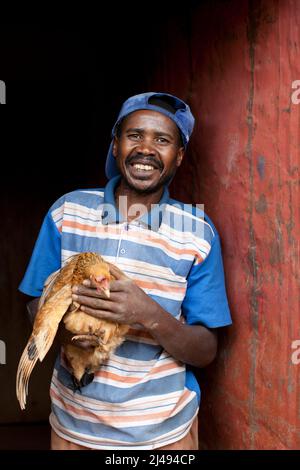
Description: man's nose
136,139,155,155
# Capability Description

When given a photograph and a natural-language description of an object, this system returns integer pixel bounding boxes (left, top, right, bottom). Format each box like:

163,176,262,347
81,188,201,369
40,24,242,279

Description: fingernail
72,294,78,300
83,280,90,286
72,286,78,293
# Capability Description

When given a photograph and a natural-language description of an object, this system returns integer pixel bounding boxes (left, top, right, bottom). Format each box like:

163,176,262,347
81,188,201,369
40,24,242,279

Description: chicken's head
87,261,111,298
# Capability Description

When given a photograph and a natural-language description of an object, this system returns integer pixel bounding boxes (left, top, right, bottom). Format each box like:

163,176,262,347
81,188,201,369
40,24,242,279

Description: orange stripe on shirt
134,279,186,294
125,327,154,340
62,220,204,261
94,360,182,383
51,373,180,410
51,388,192,425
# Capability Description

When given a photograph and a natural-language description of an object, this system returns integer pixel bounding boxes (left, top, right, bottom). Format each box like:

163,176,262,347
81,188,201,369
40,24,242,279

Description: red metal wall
149,0,300,449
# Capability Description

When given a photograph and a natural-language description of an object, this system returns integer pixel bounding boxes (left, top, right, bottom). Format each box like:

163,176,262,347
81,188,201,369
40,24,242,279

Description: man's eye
157,137,169,144
128,134,141,140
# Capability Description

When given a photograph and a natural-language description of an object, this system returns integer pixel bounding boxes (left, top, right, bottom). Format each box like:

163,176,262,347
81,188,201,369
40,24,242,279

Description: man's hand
71,263,160,330
69,263,218,368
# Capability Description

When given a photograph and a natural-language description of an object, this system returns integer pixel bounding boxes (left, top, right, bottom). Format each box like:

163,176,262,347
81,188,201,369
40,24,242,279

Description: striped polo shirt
19,175,232,449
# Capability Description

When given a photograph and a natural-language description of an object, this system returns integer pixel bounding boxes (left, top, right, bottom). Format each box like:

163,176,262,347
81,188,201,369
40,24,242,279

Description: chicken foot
71,333,102,347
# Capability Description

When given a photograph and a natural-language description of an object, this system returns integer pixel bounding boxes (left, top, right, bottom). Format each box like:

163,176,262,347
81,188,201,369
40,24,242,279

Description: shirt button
120,248,126,255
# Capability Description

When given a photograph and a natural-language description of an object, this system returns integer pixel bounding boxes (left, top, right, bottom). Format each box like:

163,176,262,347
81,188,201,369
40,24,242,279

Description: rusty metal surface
149,0,300,449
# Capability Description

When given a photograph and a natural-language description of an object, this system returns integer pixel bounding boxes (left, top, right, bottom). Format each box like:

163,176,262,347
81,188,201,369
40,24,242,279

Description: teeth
133,164,154,171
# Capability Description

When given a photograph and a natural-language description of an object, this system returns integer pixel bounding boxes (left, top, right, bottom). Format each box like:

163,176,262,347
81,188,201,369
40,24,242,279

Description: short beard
123,166,177,195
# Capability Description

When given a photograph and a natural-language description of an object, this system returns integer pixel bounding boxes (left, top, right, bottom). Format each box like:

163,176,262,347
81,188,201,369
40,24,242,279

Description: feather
16,284,72,409
16,252,130,409
38,268,60,309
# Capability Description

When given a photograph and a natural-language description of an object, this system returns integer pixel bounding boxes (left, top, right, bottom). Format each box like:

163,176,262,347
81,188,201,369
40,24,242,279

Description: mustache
126,154,163,171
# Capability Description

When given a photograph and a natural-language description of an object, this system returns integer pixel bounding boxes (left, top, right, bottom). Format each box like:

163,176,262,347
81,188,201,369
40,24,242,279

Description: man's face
112,110,184,193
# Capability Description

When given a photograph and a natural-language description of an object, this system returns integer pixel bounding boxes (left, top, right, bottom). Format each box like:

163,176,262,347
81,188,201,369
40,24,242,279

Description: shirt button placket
120,223,129,255
116,222,128,259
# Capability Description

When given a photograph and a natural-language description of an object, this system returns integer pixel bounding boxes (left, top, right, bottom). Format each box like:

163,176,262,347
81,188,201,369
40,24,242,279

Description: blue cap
105,92,195,179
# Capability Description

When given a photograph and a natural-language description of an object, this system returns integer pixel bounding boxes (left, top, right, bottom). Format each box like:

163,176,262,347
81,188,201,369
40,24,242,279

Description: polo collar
101,176,170,231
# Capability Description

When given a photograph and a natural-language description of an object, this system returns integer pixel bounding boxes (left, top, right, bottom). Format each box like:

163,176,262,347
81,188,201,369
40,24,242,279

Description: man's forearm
143,305,218,368
67,277,218,366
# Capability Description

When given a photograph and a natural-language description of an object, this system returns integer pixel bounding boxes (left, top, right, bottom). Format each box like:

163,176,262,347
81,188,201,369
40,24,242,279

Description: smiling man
19,92,232,450
114,108,184,192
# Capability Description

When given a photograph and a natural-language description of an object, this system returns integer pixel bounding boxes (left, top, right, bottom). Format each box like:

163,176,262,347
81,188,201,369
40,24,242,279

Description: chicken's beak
92,276,110,298
101,287,110,299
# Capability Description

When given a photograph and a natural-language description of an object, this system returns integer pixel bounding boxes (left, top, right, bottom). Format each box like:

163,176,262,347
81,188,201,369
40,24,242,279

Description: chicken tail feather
16,336,39,410
16,327,57,409
16,284,72,409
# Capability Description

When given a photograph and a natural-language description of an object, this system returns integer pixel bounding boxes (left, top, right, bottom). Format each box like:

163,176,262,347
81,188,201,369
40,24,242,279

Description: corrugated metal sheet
149,0,300,449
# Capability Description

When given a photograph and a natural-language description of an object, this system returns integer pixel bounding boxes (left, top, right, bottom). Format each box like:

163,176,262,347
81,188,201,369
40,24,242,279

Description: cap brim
105,140,120,179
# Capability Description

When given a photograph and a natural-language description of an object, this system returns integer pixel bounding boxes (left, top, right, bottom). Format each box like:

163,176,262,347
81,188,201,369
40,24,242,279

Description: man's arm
71,272,218,368
142,305,218,368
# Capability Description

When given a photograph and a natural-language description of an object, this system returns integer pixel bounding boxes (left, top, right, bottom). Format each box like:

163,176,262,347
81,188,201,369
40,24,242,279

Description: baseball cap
105,92,195,179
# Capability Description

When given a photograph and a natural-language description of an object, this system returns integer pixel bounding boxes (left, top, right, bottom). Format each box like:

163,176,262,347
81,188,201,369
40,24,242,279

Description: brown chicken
16,252,130,410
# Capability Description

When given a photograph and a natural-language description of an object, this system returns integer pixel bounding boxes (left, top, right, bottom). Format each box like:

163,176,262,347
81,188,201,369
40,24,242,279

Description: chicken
16,252,130,410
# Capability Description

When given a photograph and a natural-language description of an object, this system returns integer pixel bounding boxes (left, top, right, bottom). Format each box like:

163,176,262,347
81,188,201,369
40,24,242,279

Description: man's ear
176,147,185,167
112,136,119,157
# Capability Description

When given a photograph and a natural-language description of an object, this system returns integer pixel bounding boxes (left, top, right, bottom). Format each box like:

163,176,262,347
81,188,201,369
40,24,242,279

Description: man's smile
125,154,163,180
127,161,160,180
132,163,155,171
126,154,163,171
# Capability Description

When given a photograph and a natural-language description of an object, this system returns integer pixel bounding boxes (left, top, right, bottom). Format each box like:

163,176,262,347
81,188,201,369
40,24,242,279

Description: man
19,92,232,450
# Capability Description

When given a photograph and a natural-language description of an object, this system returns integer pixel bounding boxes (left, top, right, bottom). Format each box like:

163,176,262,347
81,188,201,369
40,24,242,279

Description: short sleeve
18,210,61,297
182,233,232,328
